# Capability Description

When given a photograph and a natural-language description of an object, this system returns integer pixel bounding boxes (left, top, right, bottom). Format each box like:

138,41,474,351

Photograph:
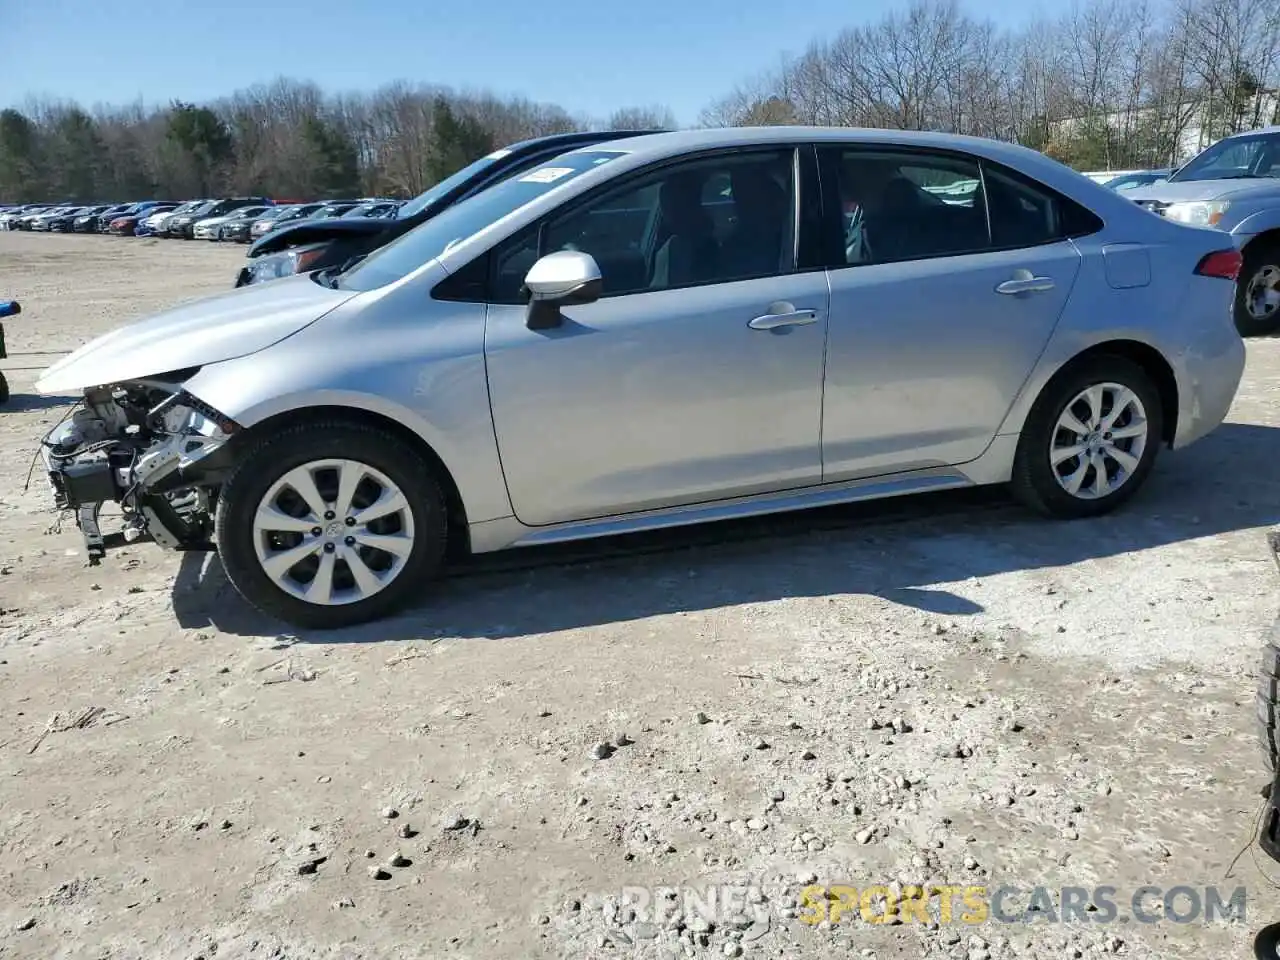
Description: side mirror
0,301,20,319
523,251,602,330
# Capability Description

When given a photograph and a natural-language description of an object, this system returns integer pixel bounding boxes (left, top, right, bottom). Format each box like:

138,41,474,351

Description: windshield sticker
519,166,576,184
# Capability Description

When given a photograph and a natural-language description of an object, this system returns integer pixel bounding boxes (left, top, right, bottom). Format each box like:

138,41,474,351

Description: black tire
215,420,448,629
1260,633,1280,772
1235,240,1280,337
1255,922,1280,959
1011,355,1163,518
0,372,8,405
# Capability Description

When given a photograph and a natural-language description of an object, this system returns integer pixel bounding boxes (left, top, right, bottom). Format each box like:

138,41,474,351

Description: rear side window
821,146,1103,267
826,148,989,264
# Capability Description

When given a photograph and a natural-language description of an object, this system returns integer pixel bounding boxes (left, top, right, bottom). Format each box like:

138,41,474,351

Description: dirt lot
1,232,1279,959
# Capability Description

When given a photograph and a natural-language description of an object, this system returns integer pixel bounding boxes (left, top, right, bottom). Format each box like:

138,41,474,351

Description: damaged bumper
41,384,239,563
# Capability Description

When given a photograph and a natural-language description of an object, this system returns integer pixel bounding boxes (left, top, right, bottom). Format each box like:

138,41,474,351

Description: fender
180,287,515,526
1231,208,1280,243
992,326,1178,442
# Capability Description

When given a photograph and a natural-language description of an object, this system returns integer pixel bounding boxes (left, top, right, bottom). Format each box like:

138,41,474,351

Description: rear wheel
1236,240,1280,337
1011,356,1163,518
216,421,448,628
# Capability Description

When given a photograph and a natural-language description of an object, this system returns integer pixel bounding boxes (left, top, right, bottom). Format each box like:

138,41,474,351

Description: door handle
748,309,818,330
995,276,1055,295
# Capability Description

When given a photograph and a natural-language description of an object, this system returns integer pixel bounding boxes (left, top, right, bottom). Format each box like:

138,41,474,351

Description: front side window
490,148,797,302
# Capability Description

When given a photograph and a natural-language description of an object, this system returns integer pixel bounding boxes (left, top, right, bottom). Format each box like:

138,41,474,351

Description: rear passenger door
817,145,1086,482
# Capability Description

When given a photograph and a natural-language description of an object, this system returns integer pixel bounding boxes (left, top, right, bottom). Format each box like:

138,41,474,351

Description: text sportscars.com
616,881,1248,927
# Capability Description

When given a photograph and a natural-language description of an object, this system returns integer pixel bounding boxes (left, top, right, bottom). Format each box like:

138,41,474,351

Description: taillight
1195,249,1243,280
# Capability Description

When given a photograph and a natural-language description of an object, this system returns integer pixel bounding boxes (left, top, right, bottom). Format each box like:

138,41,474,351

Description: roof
581,125,1047,160
1218,125,1280,140
559,125,1102,200
565,126,1081,183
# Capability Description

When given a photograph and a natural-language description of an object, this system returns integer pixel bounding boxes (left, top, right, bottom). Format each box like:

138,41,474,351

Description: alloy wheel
1049,382,1149,500
252,458,415,606
1246,264,1280,322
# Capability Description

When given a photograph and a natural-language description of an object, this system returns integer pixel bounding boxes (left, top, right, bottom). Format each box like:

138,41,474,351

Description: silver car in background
36,127,1246,628
1126,126,1280,335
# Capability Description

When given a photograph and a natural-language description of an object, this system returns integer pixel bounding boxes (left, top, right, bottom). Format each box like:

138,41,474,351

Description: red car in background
107,203,180,236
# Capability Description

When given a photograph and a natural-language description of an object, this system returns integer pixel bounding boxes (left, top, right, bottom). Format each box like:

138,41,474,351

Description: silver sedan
37,127,1246,628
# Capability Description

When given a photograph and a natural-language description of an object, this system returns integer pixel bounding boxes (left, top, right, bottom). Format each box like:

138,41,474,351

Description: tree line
703,0,1280,170
0,83,676,204
3,0,1278,204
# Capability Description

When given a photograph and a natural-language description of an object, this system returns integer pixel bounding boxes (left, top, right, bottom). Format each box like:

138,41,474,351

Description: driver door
482,146,831,528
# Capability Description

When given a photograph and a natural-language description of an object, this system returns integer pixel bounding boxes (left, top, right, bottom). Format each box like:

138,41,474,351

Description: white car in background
192,206,271,241
143,200,207,235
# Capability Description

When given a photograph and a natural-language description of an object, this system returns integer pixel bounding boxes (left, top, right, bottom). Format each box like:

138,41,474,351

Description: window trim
435,142,825,305
815,143,1106,272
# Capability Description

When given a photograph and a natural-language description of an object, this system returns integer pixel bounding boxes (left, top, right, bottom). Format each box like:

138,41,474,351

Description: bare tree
608,105,677,130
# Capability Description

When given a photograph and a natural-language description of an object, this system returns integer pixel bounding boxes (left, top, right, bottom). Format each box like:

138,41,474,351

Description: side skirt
466,435,1019,555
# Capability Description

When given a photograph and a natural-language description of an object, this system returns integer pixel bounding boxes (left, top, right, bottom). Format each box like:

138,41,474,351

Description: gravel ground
1,232,1279,959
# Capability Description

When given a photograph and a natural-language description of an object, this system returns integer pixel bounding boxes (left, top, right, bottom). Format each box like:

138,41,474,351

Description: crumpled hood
1126,177,1280,203
37,273,358,395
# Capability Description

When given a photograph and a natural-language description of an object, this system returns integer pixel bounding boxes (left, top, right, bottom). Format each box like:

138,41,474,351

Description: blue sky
6,0,1044,125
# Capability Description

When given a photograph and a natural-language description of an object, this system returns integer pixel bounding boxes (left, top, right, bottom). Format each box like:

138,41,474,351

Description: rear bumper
1170,276,1247,450
1172,335,1245,448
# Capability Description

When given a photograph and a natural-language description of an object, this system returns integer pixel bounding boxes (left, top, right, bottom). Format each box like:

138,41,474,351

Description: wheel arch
1016,340,1179,447
1240,226,1280,255
237,404,472,560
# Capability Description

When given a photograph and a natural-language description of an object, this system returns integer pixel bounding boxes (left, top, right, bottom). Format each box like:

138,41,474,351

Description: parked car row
0,196,404,243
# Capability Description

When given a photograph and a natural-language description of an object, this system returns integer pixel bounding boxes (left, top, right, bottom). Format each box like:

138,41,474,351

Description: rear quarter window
981,161,1104,247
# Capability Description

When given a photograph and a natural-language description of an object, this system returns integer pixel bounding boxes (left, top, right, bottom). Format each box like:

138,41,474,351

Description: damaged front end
41,373,239,563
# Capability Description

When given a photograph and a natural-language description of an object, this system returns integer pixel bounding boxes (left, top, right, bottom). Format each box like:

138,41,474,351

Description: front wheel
1011,356,1163,519
1236,241,1280,337
216,421,448,628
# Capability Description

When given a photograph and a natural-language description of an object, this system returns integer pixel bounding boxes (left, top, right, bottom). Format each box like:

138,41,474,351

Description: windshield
395,149,512,220
1170,132,1280,182
342,202,396,218
1107,173,1160,191
313,204,354,219
338,150,626,292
